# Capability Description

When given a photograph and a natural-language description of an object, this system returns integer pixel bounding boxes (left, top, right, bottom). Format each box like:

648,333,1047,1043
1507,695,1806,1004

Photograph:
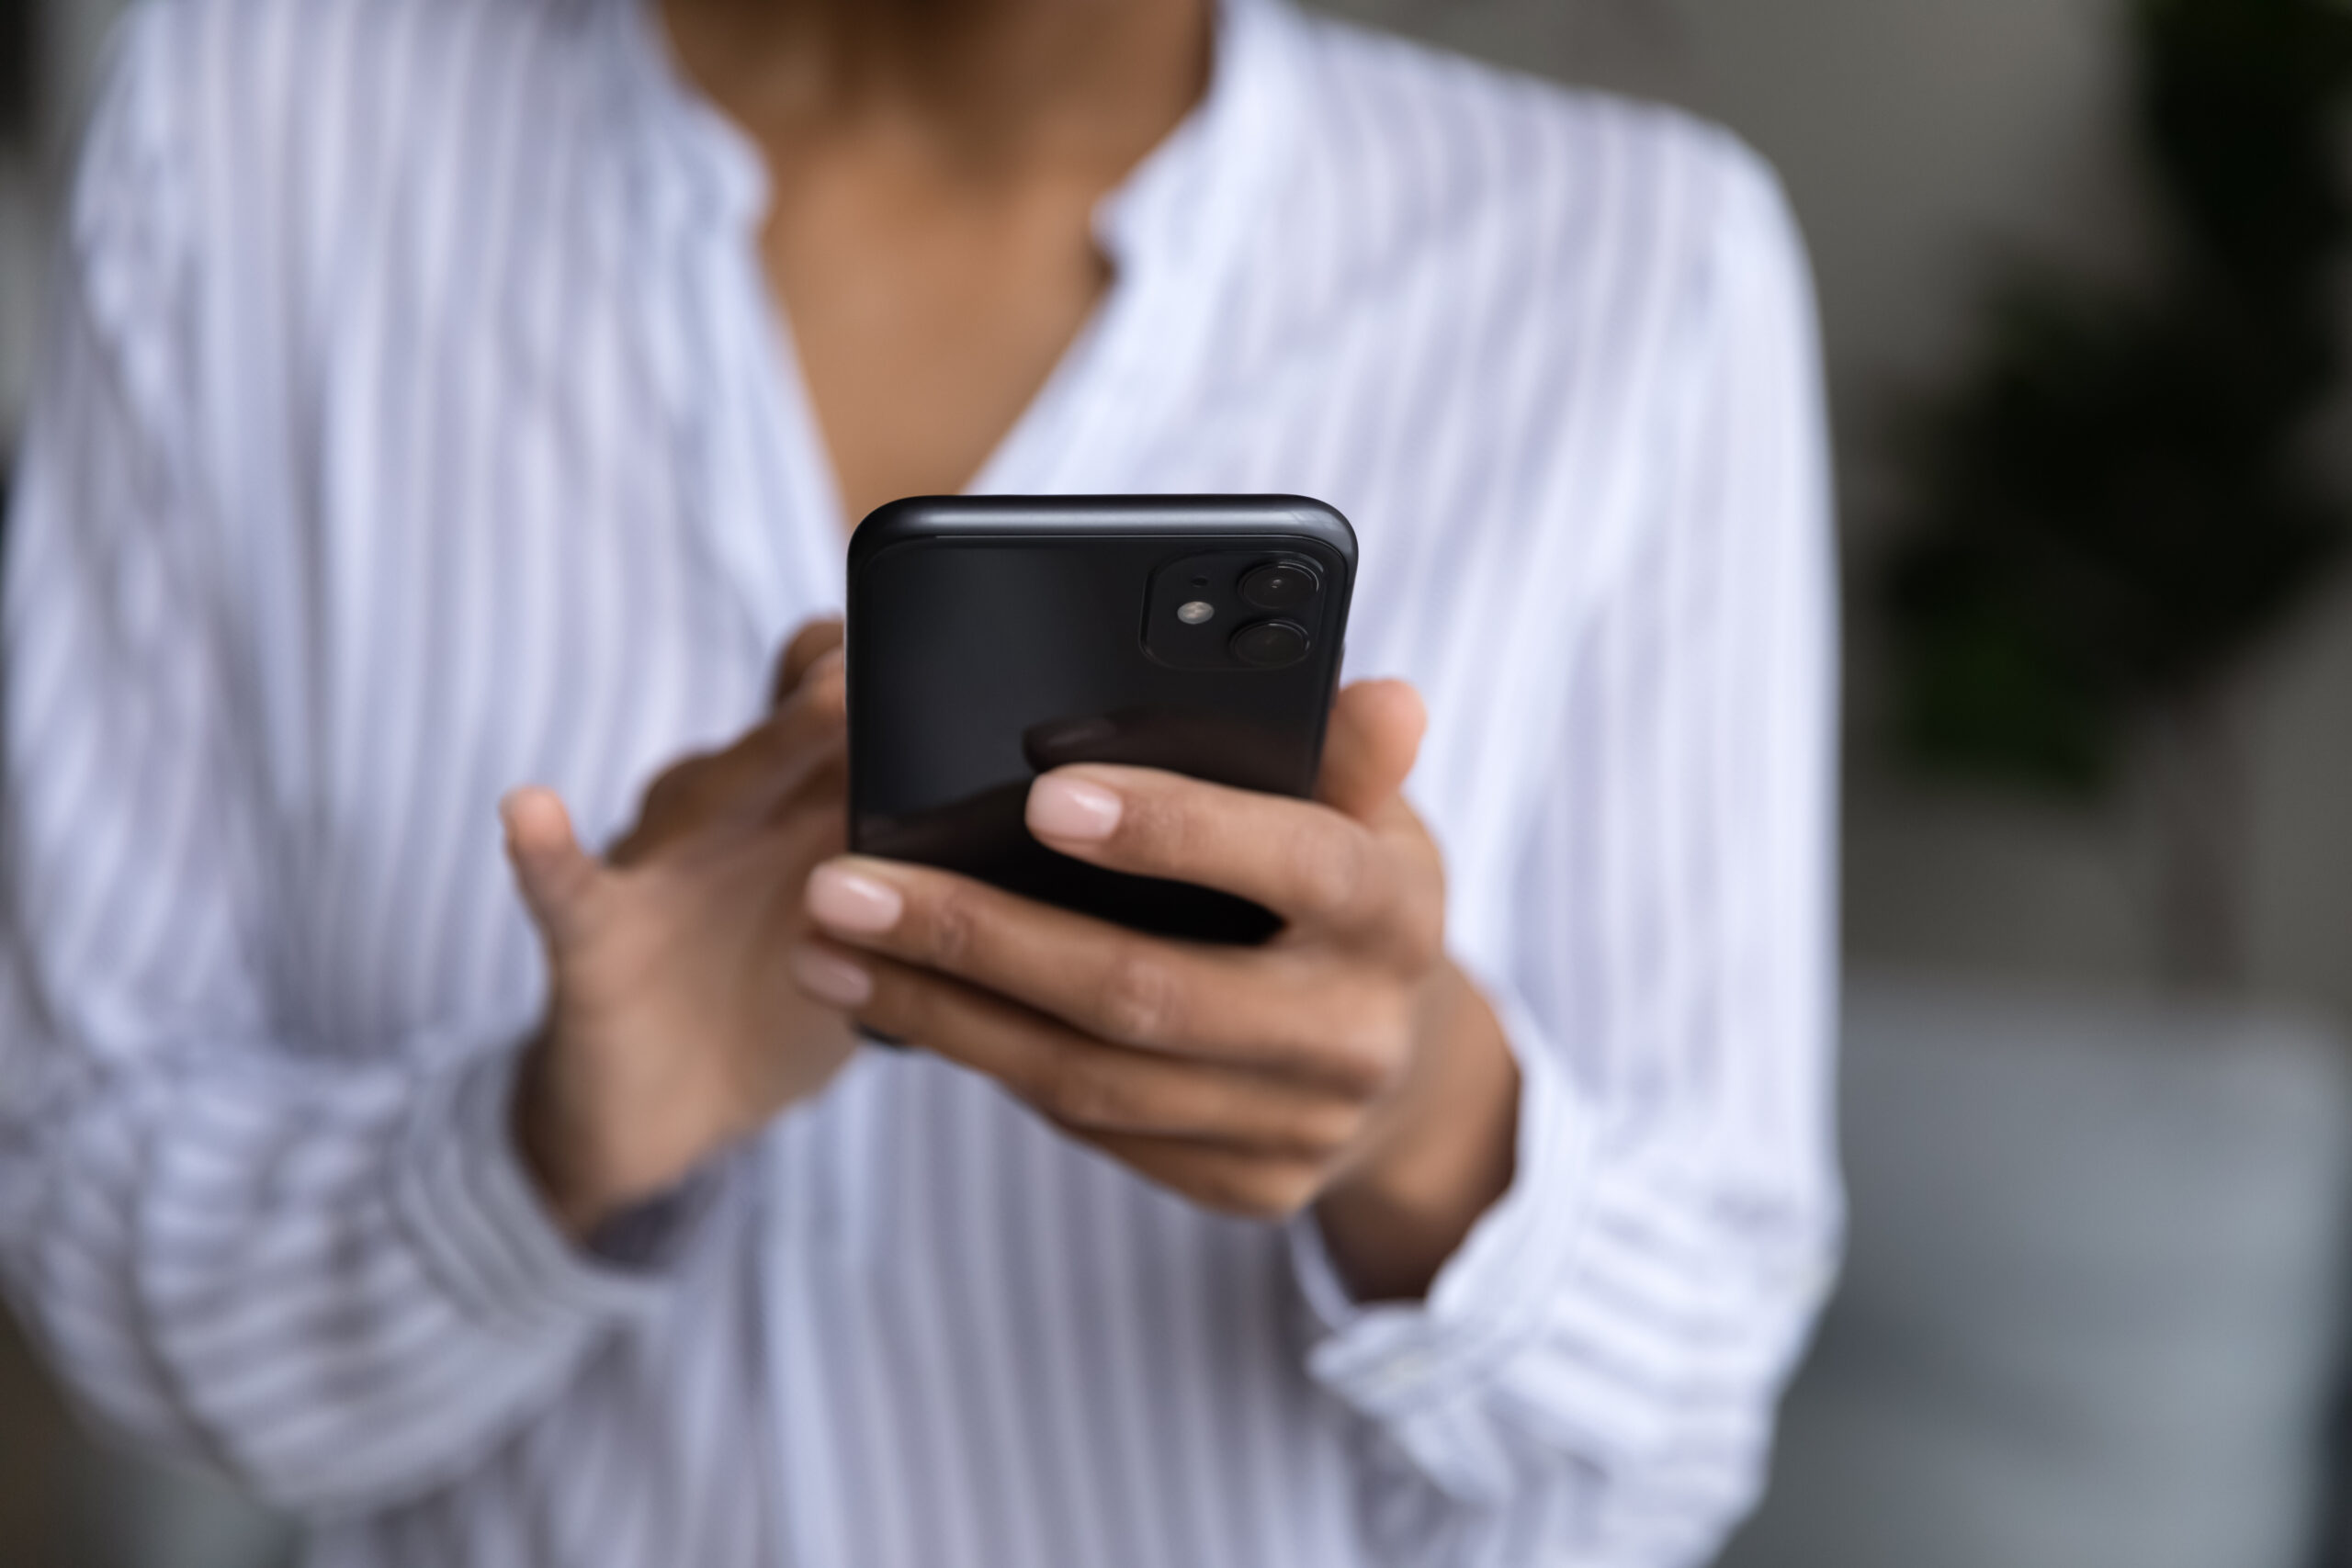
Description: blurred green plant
1883,0,2352,987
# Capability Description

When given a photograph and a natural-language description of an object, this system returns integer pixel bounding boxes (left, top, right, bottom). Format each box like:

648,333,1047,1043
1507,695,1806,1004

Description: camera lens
1229,619,1311,669
1238,562,1318,613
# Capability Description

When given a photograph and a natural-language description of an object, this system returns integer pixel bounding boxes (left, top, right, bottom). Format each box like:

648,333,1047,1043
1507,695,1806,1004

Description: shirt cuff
583,1163,729,1270
390,1043,683,1337
1286,980,1596,1500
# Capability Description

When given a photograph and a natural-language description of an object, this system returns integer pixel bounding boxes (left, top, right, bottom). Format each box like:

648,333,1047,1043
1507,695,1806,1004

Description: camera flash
1178,601,1216,626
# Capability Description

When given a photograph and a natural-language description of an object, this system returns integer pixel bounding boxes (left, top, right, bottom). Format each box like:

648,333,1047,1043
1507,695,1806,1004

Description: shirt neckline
607,0,1306,514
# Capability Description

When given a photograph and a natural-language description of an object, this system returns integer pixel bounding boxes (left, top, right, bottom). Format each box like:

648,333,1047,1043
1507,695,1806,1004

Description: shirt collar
606,0,1306,273
1092,0,1304,289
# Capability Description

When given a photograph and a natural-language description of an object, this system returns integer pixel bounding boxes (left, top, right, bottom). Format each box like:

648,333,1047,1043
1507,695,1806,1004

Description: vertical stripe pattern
0,0,1840,1563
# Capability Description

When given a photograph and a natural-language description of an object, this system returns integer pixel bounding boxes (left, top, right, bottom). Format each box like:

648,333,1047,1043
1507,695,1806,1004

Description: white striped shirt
0,0,1840,1562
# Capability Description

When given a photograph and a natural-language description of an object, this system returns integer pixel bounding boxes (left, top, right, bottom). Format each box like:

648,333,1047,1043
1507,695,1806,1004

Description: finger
776,748,850,826
1316,679,1427,820
772,618,846,706
501,787,603,942
620,661,847,864
1023,764,1395,934
802,856,1403,1091
1072,1130,1327,1222
742,649,848,778
789,942,1368,1156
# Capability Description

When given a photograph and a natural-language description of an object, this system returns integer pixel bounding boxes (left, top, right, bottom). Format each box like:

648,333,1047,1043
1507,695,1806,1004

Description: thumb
1316,680,1427,821
771,617,846,707
501,786,603,943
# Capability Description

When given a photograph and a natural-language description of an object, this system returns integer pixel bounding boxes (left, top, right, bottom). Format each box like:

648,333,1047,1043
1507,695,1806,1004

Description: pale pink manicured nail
807,863,905,933
1028,775,1124,841
790,945,873,1009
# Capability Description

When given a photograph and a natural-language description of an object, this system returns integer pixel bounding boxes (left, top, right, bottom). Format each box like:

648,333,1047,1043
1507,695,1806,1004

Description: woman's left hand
790,681,1521,1302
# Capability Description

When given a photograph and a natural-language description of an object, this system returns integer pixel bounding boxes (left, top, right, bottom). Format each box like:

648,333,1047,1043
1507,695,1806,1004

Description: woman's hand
504,621,859,1240
790,680,1521,1302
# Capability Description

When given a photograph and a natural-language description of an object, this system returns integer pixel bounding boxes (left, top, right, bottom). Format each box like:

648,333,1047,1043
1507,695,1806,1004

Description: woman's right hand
503,619,859,1240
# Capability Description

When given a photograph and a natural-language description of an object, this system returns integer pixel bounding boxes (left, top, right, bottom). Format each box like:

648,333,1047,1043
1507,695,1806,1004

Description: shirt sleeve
1287,140,1843,1565
0,10,695,1515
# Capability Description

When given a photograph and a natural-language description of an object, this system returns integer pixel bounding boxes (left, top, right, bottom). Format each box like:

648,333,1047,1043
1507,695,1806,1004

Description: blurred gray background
6,1,2351,1565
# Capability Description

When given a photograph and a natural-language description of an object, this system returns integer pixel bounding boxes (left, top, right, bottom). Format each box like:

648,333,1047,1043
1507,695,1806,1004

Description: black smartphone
846,494,1357,945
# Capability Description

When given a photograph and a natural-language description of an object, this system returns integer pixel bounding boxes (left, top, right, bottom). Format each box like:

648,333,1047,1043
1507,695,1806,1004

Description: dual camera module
1149,554,1323,671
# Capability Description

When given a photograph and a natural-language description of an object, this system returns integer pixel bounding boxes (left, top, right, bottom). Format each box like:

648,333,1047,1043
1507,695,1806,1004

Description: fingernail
1028,775,1124,841
807,863,904,933
790,945,873,1008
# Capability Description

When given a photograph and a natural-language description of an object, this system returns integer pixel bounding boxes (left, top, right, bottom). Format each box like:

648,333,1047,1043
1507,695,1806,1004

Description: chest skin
656,0,1213,529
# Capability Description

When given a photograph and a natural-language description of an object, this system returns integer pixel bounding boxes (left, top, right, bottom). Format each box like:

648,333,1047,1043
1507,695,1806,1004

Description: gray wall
4,0,2346,1021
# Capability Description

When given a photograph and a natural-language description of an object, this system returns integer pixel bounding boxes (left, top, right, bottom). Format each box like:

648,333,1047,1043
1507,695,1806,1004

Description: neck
661,0,1215,179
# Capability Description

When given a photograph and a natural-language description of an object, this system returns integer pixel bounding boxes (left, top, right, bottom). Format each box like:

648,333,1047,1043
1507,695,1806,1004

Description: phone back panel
847,496,1357,943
